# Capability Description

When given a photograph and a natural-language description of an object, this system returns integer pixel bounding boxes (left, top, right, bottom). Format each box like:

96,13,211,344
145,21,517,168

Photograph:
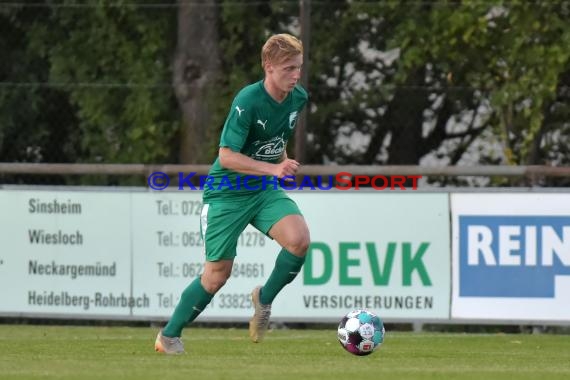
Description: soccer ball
337,309,385,356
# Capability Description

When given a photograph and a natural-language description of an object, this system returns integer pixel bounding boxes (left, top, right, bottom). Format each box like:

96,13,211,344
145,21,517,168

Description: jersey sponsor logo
235,106,244,116
459,215,570,298
256,119,267,130
288,111,298,129
252,135,286,160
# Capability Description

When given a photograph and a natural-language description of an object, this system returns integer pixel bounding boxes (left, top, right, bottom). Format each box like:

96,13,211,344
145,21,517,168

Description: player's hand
274,159,300,178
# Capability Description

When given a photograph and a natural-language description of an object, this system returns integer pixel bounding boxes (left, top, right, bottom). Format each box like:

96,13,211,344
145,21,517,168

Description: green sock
260,249,306,305
162,277,213,337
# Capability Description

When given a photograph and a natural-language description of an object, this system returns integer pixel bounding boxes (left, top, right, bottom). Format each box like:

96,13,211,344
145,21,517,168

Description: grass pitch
0,325,569,380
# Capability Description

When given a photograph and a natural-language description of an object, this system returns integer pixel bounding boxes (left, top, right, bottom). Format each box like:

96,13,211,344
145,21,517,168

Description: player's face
267,54,303,93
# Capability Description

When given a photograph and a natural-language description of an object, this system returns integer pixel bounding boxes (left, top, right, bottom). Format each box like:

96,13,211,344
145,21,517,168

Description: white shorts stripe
200,203,210,241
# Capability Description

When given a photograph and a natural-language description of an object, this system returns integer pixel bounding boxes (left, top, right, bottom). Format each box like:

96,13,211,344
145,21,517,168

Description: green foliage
216,0,299,126
0,4,80,164
1,1,569,180
1,1,179,165
43,0,179,163
306,0,569,169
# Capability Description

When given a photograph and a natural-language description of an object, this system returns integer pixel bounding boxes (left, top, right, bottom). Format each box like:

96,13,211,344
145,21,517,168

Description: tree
1,0,568,187
305,0,569,176
4,1,179,165
0,4,80,165
174,0,221,164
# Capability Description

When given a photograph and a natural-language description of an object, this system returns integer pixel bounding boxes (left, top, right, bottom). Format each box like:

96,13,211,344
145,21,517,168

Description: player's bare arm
219,147,299,178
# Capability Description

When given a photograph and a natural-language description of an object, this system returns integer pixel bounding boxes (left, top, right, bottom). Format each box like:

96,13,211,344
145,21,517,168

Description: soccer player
155,33,310,354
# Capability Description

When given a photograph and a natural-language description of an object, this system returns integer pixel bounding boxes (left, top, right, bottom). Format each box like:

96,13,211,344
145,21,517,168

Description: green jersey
203,80,308,201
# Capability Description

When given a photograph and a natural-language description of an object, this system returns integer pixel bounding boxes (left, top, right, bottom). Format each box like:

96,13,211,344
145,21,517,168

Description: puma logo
256,119,267,130
235,106,244,116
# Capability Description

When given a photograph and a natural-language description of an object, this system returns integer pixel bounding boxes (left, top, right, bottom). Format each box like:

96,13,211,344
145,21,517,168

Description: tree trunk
174,0,221,164
386,68,429,165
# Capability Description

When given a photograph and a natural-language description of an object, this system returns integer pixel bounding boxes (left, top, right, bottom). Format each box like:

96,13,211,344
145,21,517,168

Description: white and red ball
337,309,385,356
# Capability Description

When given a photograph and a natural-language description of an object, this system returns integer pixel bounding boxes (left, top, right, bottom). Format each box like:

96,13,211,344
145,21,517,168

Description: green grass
0,325,569,380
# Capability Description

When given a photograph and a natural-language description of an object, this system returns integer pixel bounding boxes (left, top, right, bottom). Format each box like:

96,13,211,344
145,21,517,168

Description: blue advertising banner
452,194,570,322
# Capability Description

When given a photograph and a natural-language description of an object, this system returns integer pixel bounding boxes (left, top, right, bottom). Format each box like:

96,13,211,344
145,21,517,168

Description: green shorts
200,190,302,261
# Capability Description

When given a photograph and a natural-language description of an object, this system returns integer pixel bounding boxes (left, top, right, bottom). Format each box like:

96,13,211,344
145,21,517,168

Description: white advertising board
451,193,570,322
0,190,133,316
275,192,450,320
129,191,283,319
0,189,451,321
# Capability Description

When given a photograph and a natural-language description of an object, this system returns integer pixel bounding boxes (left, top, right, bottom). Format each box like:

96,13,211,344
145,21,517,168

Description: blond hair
261,34,303,69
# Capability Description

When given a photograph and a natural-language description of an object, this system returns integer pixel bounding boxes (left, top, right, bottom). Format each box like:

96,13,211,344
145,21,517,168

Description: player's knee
286,233,310,257
201,273,229,294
